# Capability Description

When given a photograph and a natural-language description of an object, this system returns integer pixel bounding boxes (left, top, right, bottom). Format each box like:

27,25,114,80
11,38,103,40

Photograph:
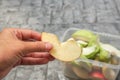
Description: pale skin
0,28,54,79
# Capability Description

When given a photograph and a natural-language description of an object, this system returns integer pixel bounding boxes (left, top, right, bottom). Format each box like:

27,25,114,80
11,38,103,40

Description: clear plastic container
61,28,120,80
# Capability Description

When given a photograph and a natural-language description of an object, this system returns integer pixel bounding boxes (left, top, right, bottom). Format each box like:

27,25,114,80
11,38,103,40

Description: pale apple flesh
42,32,81,62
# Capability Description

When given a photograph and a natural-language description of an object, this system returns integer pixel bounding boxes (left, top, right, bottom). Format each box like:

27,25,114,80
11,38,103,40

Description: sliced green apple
72,30,97,42
76,40,88,47
42,32,81,62
102,66,116,80
111,55,120,65
64,63,79,79
87,36,99,46
71,55,92,74
99,48,111,62
100,43,120,57
81,45,100,59
72,64,91,79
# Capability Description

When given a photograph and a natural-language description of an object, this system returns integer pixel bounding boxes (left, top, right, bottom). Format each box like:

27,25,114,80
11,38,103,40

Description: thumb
21,41,52,55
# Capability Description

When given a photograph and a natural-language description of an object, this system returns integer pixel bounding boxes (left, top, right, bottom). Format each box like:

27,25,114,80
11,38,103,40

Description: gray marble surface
0,0,120,80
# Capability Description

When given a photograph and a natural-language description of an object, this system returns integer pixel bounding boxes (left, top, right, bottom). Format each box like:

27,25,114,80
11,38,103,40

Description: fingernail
46,43,52,50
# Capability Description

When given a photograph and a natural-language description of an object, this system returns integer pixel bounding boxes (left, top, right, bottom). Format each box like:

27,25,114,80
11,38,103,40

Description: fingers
20,52,55,65
18,29,41,40
21,41,52,55
14,52,54,66
9,28,41,40
20,57,49,65
25,52,55,61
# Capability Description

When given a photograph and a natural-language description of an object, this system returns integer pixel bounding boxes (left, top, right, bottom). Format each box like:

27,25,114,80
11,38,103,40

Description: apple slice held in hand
42,32,81,62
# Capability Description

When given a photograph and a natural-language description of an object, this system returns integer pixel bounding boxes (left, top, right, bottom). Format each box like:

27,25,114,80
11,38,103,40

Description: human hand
0,28,54,79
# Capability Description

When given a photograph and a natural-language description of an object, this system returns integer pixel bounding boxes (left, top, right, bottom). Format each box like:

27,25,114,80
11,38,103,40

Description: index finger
13,28,41,40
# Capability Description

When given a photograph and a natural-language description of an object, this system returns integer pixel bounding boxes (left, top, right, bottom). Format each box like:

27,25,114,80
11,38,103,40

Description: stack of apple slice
72,30,116,63
70,30,120,80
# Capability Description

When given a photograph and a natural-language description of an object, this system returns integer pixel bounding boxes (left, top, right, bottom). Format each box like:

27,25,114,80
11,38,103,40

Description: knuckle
35,42,46,51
